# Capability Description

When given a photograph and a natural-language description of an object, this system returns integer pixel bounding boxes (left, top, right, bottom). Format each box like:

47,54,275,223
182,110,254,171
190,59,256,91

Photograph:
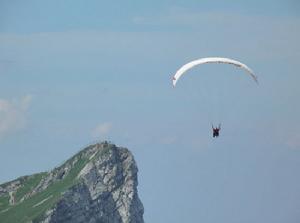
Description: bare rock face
39,144,144,223
0,142,144,223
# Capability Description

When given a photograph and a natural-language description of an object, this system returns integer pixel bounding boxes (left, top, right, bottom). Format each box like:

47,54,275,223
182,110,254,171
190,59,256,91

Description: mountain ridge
0,141,144,223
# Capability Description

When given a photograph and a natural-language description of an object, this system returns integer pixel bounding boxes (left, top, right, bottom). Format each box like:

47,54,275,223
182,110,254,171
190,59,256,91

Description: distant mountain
0,142,144,223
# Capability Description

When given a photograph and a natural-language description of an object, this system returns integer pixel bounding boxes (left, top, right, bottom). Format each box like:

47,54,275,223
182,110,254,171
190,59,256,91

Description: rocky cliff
0,142,144,223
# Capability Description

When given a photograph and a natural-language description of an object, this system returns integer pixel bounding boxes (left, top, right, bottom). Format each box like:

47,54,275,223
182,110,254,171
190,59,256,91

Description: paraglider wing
172,57,258,86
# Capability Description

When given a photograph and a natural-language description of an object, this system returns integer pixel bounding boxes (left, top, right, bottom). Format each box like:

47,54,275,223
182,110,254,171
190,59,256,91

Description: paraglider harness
212,124,221,138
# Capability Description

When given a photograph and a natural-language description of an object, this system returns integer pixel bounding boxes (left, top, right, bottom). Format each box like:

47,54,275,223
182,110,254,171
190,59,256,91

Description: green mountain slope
0,142,115,223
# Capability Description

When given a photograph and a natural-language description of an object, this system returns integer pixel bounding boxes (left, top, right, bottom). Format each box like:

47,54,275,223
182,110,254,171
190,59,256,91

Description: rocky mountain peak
0,142,144,223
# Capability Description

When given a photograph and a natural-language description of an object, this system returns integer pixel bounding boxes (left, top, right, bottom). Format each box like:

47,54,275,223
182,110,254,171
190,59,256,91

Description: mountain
0,142,144,223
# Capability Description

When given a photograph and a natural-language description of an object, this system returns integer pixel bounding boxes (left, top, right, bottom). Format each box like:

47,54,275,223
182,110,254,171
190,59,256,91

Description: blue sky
1,1,300,222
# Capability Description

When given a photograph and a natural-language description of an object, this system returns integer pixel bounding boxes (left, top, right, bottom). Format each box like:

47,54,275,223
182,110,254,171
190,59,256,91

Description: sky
1,0,300,222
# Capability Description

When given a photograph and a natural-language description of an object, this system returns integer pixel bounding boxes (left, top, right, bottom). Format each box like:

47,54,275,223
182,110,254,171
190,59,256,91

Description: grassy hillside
0,142,115,223
0,156,89,223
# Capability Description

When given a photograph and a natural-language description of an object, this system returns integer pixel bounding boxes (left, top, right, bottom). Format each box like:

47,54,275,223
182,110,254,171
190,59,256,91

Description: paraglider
172,57,258,138
212,124,221,138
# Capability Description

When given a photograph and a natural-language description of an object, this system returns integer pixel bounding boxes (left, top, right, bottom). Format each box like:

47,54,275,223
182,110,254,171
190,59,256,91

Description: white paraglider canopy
172,57,258,86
